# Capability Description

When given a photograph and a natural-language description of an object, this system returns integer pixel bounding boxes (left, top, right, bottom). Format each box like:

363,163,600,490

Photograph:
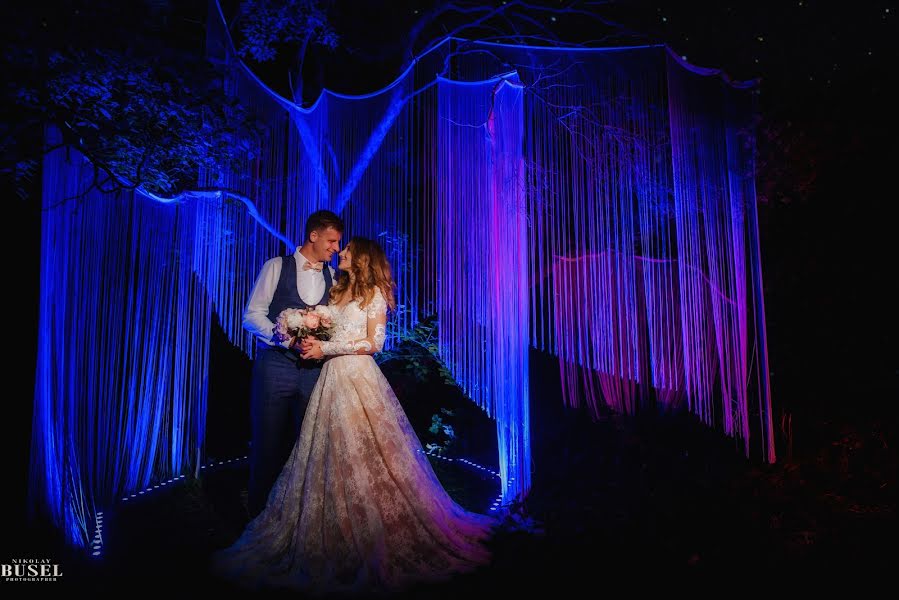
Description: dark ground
7,345,896,594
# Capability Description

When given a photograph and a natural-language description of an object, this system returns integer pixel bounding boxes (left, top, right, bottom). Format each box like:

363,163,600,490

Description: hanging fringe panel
30,6,773,546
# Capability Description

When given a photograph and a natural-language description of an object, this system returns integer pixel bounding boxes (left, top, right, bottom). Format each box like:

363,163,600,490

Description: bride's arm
316,292,387,357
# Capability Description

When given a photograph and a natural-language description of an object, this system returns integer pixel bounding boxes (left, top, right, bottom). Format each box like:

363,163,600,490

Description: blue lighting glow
29,1,771,548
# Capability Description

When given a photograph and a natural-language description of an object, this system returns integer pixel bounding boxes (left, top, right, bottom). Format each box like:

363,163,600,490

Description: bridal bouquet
273,306,334,346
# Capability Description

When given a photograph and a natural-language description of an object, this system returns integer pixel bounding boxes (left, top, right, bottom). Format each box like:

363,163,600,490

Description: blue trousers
247,346,321,517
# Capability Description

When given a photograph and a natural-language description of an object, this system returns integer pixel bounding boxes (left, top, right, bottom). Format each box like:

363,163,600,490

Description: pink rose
320,316,333,328
303,312,321,329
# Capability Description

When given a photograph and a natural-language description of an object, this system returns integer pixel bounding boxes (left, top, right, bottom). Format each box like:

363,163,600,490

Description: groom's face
310,226,342,263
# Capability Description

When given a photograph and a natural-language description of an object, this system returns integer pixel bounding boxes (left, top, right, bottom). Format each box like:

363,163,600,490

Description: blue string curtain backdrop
29,1,772,547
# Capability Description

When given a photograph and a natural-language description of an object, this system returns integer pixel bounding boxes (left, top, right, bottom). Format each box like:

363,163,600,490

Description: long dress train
211,289,496,592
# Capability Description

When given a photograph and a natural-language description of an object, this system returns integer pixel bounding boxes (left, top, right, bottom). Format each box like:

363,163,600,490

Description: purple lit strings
453,42,774,458
437,75,531,501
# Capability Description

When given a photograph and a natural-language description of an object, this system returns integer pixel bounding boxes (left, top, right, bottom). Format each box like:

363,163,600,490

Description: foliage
426,408,457,456
1,0,262,201
376,314,458,389
236,0,339,63
755,115,832,205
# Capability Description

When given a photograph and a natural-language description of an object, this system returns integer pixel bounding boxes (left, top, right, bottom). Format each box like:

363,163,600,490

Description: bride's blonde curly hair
330,237,396,311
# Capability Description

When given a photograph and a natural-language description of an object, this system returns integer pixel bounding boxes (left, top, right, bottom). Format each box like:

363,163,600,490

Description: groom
242,209,343,517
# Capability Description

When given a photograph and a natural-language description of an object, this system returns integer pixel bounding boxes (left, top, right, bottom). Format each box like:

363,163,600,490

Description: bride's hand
300,338,324,360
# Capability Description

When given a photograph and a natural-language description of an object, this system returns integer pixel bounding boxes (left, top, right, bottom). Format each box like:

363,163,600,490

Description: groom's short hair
305,210,344,241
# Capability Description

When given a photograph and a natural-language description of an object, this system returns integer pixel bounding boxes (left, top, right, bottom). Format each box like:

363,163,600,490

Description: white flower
285,310,306,329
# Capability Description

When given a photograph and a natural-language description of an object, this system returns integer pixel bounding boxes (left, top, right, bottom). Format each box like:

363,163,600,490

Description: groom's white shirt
243,247,336,347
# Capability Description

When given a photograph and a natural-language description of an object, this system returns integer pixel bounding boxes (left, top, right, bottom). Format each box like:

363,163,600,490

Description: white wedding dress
212,288,496,592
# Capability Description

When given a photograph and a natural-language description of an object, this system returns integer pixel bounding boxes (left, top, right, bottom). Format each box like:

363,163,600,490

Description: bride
212,237,496,592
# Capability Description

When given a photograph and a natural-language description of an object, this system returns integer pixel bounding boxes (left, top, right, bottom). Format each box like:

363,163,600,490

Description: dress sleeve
320,289,387,356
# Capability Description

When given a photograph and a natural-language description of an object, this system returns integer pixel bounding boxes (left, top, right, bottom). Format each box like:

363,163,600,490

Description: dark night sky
250,1,898,111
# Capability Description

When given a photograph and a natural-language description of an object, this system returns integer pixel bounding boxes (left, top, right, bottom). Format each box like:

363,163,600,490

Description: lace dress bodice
318,288,388,355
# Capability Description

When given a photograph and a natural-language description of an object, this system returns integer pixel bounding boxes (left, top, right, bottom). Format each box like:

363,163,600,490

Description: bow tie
302,261,323,272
